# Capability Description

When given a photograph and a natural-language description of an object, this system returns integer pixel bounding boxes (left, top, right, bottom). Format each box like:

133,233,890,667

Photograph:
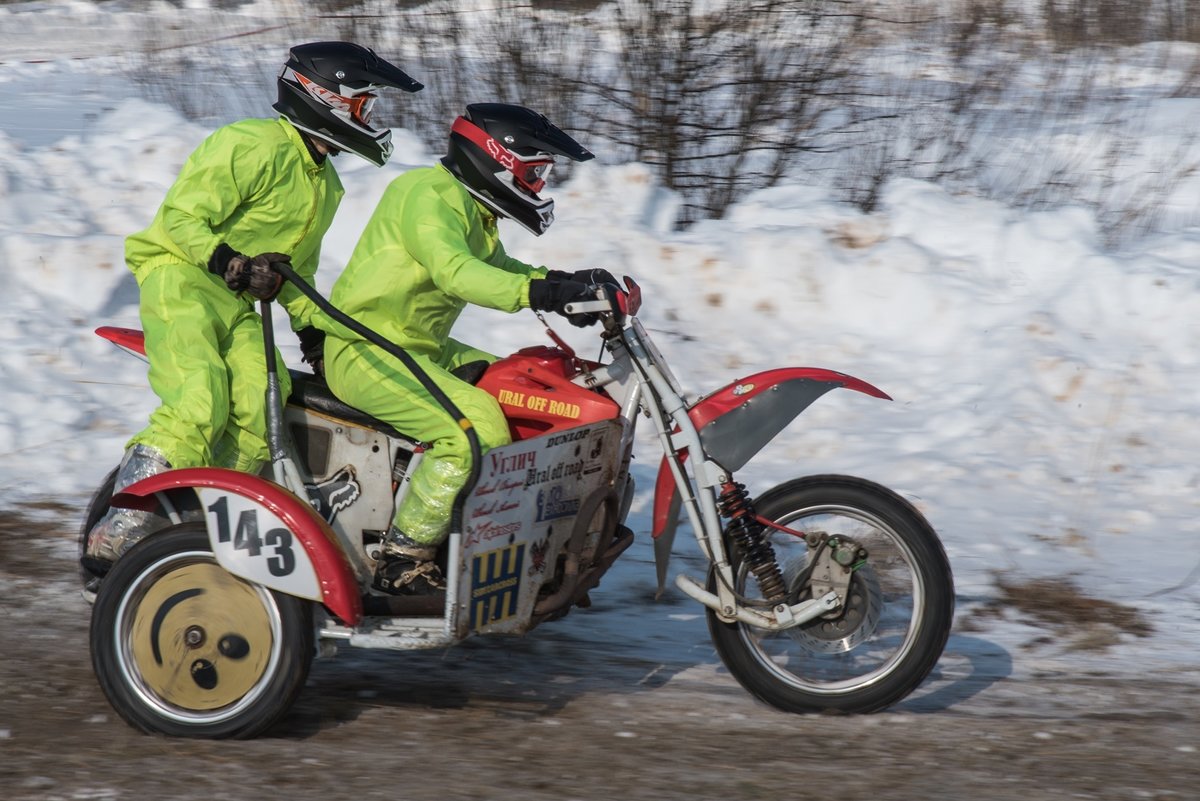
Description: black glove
571,268,619,288
297,326,325,377
207,243,286,301
529,275,599,328
547,268,619,288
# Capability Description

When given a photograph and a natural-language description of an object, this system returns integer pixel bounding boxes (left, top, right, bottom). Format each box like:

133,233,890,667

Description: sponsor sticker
470,543,525,629
303,465,360,524
497,388,582,419
536,485,581,522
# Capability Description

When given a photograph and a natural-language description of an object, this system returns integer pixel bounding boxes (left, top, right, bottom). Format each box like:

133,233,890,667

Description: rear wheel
707,475,953,714
78,466,118,596
90,524,314,738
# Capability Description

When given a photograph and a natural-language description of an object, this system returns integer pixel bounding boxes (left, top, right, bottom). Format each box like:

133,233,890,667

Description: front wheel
707,475,953,714
89,524,314,738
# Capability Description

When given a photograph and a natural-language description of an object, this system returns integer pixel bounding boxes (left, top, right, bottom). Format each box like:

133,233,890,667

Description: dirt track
2,506,1197,801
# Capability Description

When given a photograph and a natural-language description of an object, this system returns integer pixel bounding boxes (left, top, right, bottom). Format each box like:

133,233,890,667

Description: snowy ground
2,1,1200,692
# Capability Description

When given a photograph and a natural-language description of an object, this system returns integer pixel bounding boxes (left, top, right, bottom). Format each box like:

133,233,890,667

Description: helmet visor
513,156,554,195
290,68,381,131
451,116,561,196
348,92,377,126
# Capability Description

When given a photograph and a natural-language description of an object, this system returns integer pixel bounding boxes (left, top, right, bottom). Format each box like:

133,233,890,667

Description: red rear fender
96,326,146,356
112,467,363,625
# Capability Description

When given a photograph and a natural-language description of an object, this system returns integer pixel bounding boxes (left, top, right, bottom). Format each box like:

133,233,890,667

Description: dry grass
960,573,1154,650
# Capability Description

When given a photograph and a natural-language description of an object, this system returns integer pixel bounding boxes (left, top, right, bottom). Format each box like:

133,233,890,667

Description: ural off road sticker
470,543,525,630
541,428,607,477
198,488,320,601
496,388,582,419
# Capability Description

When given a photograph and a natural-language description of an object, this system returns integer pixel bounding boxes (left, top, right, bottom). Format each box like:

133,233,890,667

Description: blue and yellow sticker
470,543,525,630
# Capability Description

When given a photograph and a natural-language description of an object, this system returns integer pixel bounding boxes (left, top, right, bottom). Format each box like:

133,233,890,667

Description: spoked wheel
707,475,954,714
90,524,313,738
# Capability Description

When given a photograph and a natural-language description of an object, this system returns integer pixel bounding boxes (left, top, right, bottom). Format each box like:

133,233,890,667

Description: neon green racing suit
324,164,548,545
125,117,343,471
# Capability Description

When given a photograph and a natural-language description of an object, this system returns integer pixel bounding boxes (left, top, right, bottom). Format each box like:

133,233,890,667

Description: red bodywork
476,345,619,441
110,467,364,626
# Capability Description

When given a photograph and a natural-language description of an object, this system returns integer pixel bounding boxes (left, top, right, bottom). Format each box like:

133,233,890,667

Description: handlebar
562,298,613,315
564,277,642,320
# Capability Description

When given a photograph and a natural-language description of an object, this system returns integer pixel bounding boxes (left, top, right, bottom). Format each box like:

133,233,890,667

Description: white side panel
197,487,322,601
456,420,622,637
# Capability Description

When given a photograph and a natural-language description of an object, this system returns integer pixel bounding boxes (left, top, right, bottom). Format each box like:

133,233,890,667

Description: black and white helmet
274,41,423,167
441,103,594,235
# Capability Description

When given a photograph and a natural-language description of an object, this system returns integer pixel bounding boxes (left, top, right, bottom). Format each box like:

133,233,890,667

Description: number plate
199,488,321,601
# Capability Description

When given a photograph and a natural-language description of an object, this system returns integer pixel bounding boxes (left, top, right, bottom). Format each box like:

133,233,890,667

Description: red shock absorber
717,482,787,603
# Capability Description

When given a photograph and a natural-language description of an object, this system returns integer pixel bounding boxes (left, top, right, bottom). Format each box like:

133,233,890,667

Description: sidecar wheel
706,475,953,714
78,466,118,596
90,524,314,739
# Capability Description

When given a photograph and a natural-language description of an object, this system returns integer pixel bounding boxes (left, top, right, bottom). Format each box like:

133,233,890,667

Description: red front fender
651,367,890,538
112,467,363,625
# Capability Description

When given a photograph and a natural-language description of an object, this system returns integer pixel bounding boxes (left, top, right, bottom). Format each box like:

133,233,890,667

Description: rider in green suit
324,103,609,595
85,42,422,567
125,114,343,472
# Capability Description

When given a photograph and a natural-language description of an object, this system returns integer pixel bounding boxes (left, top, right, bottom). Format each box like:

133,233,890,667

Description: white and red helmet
274,41,422,167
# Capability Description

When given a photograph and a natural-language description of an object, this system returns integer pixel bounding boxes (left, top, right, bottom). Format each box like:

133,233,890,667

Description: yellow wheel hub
127,560,275,711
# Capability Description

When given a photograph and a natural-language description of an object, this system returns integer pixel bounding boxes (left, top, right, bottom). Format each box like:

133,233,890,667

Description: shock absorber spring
718,482,787,603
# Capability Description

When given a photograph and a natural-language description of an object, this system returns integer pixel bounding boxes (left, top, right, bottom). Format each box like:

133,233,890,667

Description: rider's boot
372,527,445,596
85,444,173,565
